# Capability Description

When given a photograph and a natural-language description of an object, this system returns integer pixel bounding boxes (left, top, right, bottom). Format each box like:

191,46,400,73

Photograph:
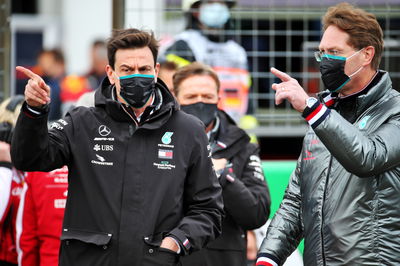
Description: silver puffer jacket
259,71,400,265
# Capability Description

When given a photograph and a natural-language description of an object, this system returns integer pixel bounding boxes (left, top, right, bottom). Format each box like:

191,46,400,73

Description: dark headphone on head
0,95,24,144
6,95,24,112
0,122,12,144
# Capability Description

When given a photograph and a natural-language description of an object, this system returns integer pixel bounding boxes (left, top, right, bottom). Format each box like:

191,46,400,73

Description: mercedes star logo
98,125,111,137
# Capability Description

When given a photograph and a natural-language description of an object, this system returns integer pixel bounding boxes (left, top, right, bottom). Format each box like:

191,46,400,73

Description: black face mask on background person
181,102,218,127
319,49,363,93
118,74,156,108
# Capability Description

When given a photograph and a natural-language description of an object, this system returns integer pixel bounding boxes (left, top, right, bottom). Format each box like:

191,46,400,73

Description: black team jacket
180,110,271,266
11,78,224,266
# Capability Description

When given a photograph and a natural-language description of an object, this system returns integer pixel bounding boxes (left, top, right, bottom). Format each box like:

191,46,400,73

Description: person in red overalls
16,166,68,266
0,96,25,266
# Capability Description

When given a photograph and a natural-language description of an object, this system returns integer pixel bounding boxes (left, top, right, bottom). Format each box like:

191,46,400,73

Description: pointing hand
16,66,51,107
270,67,310,113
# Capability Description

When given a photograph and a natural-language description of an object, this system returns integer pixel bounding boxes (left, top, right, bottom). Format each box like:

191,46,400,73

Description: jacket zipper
115,106,138,265
121,106,139,131
320,155,333,265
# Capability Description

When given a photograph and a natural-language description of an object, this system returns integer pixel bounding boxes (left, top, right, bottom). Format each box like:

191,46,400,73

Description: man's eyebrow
319,46,340,51
138,65,152,69
119,64,133,69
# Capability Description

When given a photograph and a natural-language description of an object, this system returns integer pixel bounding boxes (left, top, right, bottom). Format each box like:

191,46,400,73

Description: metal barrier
0,0,11,101
124,1,400,137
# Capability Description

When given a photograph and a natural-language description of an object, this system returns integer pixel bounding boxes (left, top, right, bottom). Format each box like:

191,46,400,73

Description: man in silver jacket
256,3,400,266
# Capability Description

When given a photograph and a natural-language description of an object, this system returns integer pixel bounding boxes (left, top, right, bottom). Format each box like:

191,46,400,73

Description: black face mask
119,74,156,108
181,102,218,127
319,55,351,93
319,50,363,93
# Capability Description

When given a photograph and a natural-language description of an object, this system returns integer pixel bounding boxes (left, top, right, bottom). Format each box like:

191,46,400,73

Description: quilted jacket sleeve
257,155,304,266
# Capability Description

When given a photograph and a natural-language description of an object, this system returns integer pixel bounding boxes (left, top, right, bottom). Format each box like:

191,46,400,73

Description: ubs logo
94,144,114,151
99,125,111,136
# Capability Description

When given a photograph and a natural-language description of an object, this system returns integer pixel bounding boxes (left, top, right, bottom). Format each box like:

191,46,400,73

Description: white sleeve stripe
256,256,279,266
308,105,328,125
26,105,42,115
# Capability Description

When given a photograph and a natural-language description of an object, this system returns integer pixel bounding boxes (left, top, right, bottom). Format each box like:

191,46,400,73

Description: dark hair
38,49,65,64
107,28,159,69
160,61,179,71
92,39,106,48
173,62,220,96
322,2,383,69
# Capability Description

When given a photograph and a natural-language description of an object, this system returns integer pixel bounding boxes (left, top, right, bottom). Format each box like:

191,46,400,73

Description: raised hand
16,66,51,107
270,67,310,113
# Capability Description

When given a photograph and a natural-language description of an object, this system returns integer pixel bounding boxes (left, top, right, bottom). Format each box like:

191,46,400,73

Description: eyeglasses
314,51,324,62
314,48,364,62
314,50,339,62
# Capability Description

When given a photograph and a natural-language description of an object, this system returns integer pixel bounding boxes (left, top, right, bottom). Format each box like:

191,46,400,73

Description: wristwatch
305,97,318,108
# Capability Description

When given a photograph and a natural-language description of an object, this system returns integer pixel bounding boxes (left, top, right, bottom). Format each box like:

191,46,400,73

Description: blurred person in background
12,28,223,266
173,62,270,266
73,90,95,108
0,96,25,266
160,0,251,122
158,60,179,94
16,166,68,266
84,39,108,90
257,3,400,265
60,39,108,114
36,49,66,121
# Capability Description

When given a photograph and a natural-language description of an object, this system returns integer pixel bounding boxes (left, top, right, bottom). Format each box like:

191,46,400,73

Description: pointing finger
270,67,292,82
16,66,49,91
17,66,50,95
16,66,41,81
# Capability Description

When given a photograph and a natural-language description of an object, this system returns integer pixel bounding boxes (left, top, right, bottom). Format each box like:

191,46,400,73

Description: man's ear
363,46,375,67
154,62,161,81
106,65,115,84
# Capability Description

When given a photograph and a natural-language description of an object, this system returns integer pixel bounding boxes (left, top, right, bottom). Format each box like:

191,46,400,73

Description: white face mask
199,2,230,29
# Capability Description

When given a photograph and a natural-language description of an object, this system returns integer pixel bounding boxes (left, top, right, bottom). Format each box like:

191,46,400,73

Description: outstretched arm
257,156,303,266
11,66,71,172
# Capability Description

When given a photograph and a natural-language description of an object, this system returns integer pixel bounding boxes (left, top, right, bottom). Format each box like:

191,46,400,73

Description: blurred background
0,0,399,159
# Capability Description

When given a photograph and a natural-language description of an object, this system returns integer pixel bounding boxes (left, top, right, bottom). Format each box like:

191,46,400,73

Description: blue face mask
199,2,230,29
118,74,155,108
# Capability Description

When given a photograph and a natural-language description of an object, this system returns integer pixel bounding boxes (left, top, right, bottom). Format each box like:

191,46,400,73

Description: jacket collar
211,110,250,159
319,70,391,117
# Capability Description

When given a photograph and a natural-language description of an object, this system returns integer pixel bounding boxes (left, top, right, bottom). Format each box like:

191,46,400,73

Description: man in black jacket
173,62,271,266
12,28,224,266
